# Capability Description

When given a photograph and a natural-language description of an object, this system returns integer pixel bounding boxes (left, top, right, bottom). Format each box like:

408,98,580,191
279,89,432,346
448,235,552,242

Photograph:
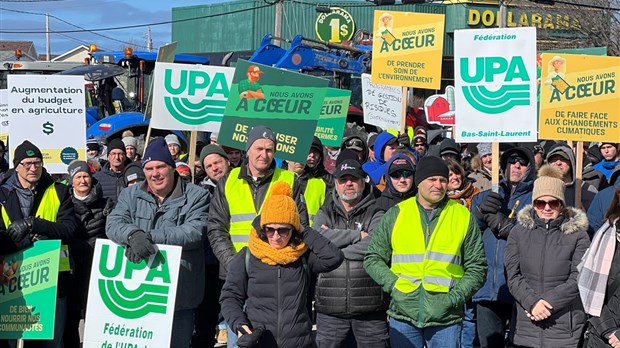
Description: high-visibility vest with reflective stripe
390,198,470,293
1,184,71,272
305,177,326,226
225,167,295,252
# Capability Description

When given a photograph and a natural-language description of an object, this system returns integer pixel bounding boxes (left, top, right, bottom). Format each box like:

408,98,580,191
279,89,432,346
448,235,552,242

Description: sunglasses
414,143,426,147
264,227,292,237
534,199,561,210
346,139,363,148
507,156,528,166
389,170,414,179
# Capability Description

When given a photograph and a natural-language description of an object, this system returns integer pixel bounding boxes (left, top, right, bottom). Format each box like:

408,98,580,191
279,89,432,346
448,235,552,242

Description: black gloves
478,192,503,214
126,230,156,263
237,325,265,348
7,217,34,243
397,131,411,147
485,213,515,239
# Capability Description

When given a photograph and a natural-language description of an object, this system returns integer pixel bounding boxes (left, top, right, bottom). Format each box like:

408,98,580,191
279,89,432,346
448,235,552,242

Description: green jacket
363,197,487,327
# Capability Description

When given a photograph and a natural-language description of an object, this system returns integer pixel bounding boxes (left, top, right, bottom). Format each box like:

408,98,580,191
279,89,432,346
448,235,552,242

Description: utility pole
46,13,50,61
147,27,153,52
274,0,283,45
499,0,507,28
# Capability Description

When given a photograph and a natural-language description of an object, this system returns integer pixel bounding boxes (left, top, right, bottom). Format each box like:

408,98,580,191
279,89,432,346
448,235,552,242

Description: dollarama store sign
7,75,86,173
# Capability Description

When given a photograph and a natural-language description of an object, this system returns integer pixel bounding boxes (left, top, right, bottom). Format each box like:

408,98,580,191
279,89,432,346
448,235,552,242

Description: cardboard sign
361,73,402,131
7,75,86,173
424,85,456,125
371,10,445,89
454,27,537,142
539,53,619,142
151,62,234,132
315,88,351,147
83,240,182,348
0,240,60,339
218,60,328,163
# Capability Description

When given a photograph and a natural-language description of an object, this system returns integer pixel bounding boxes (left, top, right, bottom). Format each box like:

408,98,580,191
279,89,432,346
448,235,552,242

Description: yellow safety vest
390,198,470,294
305,177,326,226
1,184,71,272
225,167,295,252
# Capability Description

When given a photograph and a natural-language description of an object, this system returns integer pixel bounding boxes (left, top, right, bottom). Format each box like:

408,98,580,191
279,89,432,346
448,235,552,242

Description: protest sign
150,62,234,132
539,53,619,142
315,88,351,147
424,85,456,125
7,75,86,173
83,240,182,348
0,240,60,340
454,27,537,143
218,60,328,163
0,90,7,145
371,10,445,89
361,73,402,131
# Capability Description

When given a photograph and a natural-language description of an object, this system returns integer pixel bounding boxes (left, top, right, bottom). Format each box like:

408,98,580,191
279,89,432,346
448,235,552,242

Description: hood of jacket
516,205,588,235
374,132,397,163
500,147,536,184
546,143,576,185
382,153,416,198
303,136,329,179
340,135,368,163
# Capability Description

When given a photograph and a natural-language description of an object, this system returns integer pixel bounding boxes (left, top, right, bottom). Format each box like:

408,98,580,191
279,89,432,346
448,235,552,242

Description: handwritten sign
361,73,402,130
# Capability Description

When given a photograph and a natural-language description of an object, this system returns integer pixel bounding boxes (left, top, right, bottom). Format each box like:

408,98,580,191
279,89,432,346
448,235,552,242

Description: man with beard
313,152,389,347
199,144,231,195
94,138,131,203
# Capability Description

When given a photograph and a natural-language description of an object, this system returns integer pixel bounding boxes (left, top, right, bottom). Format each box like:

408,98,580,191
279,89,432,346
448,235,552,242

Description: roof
51,45,88,62
0,40,38,61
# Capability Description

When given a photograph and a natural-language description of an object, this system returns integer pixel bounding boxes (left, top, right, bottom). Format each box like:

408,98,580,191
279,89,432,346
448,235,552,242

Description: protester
439,138,460,162
532,143,546,170
594,143,620,182
546,142,598,210
122,135,141,162
122,162,146,187
588,165,620,237
93,138,131,203
412,127,428,158
469,143,492,191
579,187,620,348
223,146,243,168
165,133,188,163
207,126,305,347
193,143,230,347
362,131,402,186
505,165,589,347
66,160,113,346
367,132,378,161
340,135,368,164
446,159,480,210
364,156,487,348
313,154,390,347
0,140,79,347
471,147,535,348
0,140,8,176
220,182,343,348
106,137,209,348
375,154,416,212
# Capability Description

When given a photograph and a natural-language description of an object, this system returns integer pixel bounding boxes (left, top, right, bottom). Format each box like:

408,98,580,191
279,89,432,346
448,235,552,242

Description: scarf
248,228,308,266
448,182,480,210
577,219,618,316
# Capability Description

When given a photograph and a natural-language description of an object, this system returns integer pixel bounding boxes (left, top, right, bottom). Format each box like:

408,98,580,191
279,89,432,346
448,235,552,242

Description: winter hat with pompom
533,164,566,206
260,181,301,232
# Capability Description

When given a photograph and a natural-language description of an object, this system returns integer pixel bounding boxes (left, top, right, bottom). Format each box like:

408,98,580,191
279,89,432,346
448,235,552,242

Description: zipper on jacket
539,222,550,347
346,260,350,314
492,240,499,300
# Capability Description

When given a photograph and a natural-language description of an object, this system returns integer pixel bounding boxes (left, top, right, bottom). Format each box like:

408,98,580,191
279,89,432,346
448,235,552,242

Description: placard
361,73,402,130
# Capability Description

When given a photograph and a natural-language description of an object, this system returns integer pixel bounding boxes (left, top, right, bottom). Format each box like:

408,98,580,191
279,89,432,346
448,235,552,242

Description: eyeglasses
264,226,292,237
389,170,414,179
507,156,528,166
19,161,43,169
534,199,561,210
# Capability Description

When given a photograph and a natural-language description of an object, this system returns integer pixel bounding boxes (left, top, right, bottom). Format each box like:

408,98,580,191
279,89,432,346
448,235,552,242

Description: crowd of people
0,126,619,348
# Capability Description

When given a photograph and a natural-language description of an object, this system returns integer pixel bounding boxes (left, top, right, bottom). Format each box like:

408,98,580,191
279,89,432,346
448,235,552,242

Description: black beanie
13,140,43,167
68,160,91,178
414,156,449,187
107,139,126,155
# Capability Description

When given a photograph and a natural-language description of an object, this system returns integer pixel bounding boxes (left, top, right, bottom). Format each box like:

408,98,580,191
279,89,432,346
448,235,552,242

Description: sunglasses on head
507,156,528,166
264,226,292,237
534,199,561,210
389,170,414,179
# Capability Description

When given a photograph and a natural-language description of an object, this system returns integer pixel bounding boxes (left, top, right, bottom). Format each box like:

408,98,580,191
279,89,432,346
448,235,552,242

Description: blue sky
0,0,219,56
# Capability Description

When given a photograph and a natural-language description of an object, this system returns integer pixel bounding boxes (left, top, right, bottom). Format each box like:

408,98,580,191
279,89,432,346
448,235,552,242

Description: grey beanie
122,136,138,149
246,126,276,152
68,160,91,178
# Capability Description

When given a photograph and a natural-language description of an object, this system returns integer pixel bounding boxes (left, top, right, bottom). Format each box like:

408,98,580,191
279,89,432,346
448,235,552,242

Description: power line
0,7,149,49
0,2,275,34
545,0,620,11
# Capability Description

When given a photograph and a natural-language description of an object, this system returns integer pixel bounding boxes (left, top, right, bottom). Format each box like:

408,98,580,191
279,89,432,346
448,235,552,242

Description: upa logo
98,244,170,319
163,68,229,125
460,56,531,114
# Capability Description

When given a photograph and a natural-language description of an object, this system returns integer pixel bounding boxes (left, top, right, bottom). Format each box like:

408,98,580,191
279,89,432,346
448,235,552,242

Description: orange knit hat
260,182,301,232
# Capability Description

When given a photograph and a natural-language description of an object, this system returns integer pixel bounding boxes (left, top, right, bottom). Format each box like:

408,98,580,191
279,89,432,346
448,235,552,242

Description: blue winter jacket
471,147,535,303
587,166,620,237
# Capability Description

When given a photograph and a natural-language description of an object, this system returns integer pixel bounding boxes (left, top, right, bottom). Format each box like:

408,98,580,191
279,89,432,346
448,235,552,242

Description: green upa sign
0,240,60,340
315,88,351,147
219,60,328,163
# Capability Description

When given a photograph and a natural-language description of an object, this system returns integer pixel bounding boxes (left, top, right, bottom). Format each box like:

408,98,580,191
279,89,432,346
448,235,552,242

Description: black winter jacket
208,160,308,279
93,160,130,203
220,226,343,348
313,186,388,317
505,205,590,348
